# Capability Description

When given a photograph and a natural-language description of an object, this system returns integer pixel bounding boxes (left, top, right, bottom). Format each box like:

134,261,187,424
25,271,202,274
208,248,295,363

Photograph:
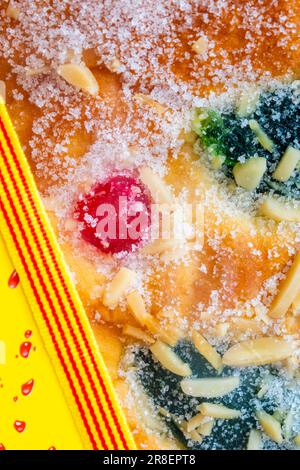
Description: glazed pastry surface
1,1,300,450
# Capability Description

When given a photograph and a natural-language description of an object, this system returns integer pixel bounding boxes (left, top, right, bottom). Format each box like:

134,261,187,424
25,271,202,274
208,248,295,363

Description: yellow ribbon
0,100,136,450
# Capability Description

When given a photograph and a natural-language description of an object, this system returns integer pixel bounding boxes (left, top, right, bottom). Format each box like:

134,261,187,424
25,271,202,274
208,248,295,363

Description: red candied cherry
74,174,151,254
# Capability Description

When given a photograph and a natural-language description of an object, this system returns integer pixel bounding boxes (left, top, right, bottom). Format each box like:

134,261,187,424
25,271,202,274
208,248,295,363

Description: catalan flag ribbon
0,98,136,450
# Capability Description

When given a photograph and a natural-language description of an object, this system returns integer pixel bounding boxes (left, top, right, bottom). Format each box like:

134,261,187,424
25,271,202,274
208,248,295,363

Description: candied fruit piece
75,174,151,254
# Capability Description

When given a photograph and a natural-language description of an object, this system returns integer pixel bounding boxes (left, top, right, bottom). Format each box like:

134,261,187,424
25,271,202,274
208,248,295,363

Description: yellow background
0,233,83,450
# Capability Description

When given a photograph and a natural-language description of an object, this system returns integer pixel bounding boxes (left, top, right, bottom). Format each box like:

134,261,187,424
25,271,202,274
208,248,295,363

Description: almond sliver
103,267,136,308
192,37,209,55
139,167,174,206
186,413,207,432
57,63,99,96
198,419,214,437
197,403,241,420
142,239,179,255
192,330,222,371
294,434,300,446
273,147,300,182
222,337,293,367
144,316,178,347
259,197,300,223
150,340,192,377
231,317,262,334
256,410,282,444
25,66,50,77
126,290,149,324
134,94,167,115
181,376,240,398
188,429,203,443
122,325,154,344
237,87,260,117
247,429,262,450
269,250,300,318
249,119,274,152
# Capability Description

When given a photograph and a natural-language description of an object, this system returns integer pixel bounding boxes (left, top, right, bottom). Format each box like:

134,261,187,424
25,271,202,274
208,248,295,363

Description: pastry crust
1,0,300,450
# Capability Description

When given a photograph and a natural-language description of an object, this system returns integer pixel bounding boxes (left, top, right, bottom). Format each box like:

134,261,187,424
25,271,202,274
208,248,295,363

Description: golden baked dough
1,0,300,450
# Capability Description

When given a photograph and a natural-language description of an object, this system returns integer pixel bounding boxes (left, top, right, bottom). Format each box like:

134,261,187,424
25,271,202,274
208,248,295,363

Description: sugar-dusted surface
1,0,300,450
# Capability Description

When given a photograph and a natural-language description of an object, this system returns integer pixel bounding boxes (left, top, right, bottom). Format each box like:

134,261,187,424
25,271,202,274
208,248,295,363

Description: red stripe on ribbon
0,117,128,450
0,194,98,449
0,144,106,449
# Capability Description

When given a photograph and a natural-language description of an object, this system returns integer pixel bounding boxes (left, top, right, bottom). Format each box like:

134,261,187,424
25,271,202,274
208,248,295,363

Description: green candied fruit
192,109,228,160
192,84,300,199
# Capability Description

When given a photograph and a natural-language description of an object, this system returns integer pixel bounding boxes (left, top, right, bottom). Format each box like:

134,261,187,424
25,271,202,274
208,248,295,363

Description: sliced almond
247,429,262,450
134,93,167,115
107,57,123,73
186,413,208,432
197,403,241,420
237,87,260,117
103,267,136,308
0,81,6,104
222,337,293,367
57,63,99,96
0,340,6,365
269,251,300,318
284,356,299,376
6,2,20,20
126,290,149,324
139,167,174,206
142,239,179,255
294,434,300,446
231,317,262,334
127,296,180,346
192,331,222,371
198,419,214,437
180,376,240,398
256,410,282,444
259,197,300,223
233,157,267,191
214,323,229,337
150,340,192,377
144,316,178,347
292,289,300,316
282,409,294,440
157,308,185,343
273,147,300,182
257,383,270,399
249,119,274,152
158,407,171,418
188,429,203,443
25,66,50,77
192,37,209,55
285,316,300,335
122,325,154,344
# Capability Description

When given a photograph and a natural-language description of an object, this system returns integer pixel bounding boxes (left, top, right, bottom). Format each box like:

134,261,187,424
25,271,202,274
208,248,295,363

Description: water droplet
21,379,34,396
14,420,26,433
8,270,19,288
20,342,32,359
